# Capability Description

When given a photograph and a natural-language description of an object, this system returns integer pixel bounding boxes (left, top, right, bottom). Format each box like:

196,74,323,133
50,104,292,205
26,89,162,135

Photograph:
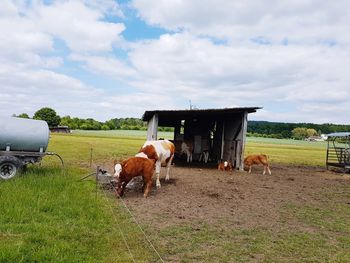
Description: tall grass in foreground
0,167,159,262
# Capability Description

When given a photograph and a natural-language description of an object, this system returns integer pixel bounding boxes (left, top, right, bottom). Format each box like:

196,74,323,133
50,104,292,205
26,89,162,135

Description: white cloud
132,0,350,44
83,0,124,18
33,1,125,53
70,54,136,79
0,0,125,65
124,0,350,123
0,0,128,120
0,0,350,124
0,63,101,116
100,92,177,114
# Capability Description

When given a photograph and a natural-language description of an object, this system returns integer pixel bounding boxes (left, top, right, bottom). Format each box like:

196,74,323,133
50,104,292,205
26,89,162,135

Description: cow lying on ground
243,154,271,175
218,161,233,171
135,139,175,188
114,157,155,197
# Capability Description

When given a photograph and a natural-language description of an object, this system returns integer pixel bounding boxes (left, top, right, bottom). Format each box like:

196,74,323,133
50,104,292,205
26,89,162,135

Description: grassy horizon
69,130,328,167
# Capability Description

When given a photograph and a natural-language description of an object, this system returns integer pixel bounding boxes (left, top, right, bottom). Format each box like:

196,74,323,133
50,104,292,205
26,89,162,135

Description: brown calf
113,157,156,198
218,161,233,172
243,154,271,175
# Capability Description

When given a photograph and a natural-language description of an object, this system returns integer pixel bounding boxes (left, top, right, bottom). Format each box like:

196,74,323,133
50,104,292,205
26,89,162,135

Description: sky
0,0,349,124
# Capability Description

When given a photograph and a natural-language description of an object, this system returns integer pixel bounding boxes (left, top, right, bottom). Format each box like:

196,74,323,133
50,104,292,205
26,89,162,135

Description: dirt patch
105,163,350,230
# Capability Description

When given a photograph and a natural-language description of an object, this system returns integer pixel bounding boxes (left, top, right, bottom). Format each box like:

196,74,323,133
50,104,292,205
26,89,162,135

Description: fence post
90,148,93,167
96,165,99,198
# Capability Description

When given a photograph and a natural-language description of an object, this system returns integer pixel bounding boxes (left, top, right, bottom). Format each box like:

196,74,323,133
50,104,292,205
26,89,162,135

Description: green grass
0,167,159,262
246,137,327,166
1,131,349,262
151,222,349,263
68,131,328,166
71,129,174,140
46,133,144,167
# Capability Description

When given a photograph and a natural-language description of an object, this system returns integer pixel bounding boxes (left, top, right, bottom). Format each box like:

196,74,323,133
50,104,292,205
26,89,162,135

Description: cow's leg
248,166,252,173
204,152,209,163
143,179,153,198
267,165,271,175
263,165,266,175
155,160,161,188
165,154,174,181
118,179,131,197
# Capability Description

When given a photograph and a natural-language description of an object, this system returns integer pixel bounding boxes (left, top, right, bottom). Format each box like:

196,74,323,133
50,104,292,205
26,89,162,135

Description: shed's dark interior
142,108,260,169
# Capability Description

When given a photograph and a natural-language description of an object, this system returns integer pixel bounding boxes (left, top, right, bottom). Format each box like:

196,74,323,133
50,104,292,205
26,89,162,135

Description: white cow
135,139,175,188
199,150,210,163
181,141,193,163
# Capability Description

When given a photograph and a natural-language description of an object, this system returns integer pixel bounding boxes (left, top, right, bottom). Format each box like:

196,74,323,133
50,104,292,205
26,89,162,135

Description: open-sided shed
326,132,350,172
142,107,261,170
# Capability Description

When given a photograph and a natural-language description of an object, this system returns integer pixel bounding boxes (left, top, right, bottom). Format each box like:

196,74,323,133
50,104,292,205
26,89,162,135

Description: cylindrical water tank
0,117,50,152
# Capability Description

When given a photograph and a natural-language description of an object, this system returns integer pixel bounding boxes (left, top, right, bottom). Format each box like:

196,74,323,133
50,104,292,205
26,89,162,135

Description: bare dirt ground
107,163,350,231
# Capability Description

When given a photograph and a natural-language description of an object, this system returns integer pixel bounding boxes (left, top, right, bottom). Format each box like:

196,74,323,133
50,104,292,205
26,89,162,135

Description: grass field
0,130,348,262
72,130,328,166
0,167,158,262
0,132,159,262
245,137,327,166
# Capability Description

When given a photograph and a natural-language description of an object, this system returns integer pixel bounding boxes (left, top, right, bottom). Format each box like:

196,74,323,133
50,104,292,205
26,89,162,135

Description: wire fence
81,169,165,263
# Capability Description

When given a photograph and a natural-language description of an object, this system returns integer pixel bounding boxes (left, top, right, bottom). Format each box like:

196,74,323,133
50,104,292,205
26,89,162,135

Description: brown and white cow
135,139,175,188
114,157,155,197
218,161,233,171
243,154,271,175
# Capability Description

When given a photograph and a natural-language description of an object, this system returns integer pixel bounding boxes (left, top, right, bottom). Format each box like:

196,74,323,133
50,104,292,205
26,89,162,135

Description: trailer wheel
0,156,22,180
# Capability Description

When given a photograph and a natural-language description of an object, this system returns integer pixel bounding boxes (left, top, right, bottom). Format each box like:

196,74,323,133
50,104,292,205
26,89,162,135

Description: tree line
13,107,172,131
247,120,350,139
13,107,350,139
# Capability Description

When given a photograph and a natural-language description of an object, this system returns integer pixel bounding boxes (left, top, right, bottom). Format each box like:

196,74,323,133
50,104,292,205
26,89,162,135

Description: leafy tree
247,121,350,139
33,107,61,127
16,113,30,119
306,128,318,137
105,119,116,130
291,127,308,140
101,124,110,130
60,116,78,129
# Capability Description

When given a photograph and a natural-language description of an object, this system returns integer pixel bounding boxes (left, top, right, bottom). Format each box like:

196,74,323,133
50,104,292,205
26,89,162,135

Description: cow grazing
218,161,233,171
181,141,194,163
135,139,175,188
244,154,271,175
113,157,156,197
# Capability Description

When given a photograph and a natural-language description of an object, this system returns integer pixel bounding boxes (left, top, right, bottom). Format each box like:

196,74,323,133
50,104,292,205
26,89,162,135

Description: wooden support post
220,121,225,160
237,112,248,170
147,114,159,141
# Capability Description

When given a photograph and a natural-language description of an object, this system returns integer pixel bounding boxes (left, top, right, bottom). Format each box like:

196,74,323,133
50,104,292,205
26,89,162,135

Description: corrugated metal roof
142,107,261,121
327,132,350,137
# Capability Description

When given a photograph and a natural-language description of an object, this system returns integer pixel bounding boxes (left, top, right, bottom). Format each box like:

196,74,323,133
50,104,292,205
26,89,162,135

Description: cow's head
113,162,125,197
113,163,122,179
218,161,232,171
225,161,233,171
